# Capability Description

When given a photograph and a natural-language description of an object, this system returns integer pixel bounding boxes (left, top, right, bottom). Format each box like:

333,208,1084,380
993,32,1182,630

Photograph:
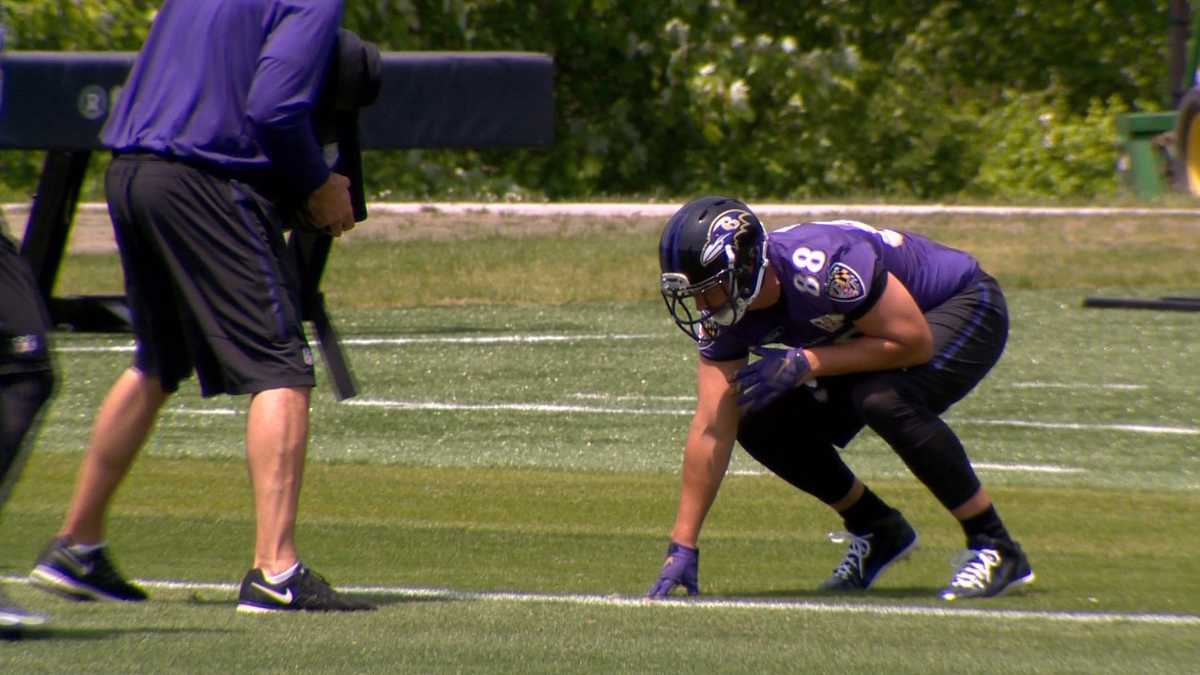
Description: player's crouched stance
645,196,1034,601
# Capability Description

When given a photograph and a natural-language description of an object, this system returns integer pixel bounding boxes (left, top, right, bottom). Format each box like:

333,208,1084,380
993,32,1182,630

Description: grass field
2,209,1199,673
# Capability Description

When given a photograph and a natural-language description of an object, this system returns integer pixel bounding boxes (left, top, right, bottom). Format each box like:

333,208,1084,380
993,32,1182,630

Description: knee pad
851,376,980,510
737,402,856,505
851,378,923,434
735,409,775,460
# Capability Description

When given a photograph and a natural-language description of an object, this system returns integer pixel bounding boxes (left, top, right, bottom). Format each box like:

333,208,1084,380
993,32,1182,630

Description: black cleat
29,537,147,602
819,511,919,591
0,585,48,628
941,535,1035,600
236,564,375,613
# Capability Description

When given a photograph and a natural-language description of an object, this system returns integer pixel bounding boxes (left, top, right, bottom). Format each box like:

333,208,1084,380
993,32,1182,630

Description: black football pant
1,234,56,510
0,371,55,510
736,272,1008,512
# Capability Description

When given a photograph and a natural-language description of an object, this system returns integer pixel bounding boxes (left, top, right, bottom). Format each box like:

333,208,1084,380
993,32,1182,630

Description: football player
647,196,1034,600
1,211,54,628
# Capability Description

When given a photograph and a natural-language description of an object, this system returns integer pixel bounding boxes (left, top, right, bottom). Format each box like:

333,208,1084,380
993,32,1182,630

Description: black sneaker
236,564,375,613
940,535,1035,600
819,511,919,591
29,537,147,602
0,585,48,628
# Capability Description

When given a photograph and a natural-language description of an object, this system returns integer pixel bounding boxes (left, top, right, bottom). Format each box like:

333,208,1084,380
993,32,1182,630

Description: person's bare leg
60,368,168,544
950,487,992,520
245,386,310,575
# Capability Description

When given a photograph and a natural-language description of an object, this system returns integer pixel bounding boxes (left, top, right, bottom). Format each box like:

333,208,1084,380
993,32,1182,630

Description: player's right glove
733,346,812,411
646,542,700,598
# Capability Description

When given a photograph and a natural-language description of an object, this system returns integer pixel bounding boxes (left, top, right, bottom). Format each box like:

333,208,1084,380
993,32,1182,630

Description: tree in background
0,0,1170,202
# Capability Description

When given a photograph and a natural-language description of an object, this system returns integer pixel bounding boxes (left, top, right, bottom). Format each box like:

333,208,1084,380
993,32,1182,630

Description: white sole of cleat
29,566,131,602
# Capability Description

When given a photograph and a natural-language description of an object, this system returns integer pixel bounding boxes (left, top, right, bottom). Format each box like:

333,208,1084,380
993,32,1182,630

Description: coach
30,1,378,613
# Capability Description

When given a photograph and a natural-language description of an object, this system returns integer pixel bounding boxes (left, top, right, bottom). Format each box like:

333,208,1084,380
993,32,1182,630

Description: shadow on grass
3,625,236,642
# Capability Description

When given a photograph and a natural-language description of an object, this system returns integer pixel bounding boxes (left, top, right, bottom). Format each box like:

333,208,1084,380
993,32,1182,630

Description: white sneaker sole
29,565,133,602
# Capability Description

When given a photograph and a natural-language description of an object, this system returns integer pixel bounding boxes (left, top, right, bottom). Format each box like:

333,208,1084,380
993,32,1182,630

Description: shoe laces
827,531,871,580
947,548,1001,590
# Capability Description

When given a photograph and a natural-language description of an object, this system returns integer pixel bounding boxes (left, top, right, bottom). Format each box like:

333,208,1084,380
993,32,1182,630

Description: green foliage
0,1,157,201
0,1,1177,201
968,94,1132,199
0,0,155,50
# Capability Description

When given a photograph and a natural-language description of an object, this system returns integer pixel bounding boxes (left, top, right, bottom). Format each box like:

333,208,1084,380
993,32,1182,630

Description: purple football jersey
700,220,980,361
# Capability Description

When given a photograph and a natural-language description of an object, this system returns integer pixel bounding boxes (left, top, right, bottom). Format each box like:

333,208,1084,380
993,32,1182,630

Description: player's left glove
646,542,700,598
733,346,812,411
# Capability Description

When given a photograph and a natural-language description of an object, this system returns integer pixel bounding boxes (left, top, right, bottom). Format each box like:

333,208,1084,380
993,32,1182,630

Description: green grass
3,214,1200,672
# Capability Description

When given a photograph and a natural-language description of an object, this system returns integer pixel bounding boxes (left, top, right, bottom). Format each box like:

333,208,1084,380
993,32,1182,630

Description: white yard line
1010,382,1148,391
733,462,1084,475
367,202,1200,219
12,202,1200,220
971,462,1085,474
346,398,688,416
54,344,135,353
344,397,1199,436
343,334,656,345
51,337,1196,436
2,575,1194,626
955,418,1199,435
568,393,696,402
52,333,660,353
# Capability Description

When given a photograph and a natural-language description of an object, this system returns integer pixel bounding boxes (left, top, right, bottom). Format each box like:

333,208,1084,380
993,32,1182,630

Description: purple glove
733,346,812,411
646,542,700,598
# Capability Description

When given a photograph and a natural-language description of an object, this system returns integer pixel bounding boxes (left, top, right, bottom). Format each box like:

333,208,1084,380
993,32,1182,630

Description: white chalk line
343,333,657,346
51,334,1198,438
370,202,1200,219
54,344,135,353
164,400,1092,475
733,462,1083,476
14,202,1200,219
1,575,1193,626
971,462,1084,474
51,333,661,354
345,397,1198,436
568,393,695,402
1010,382,1147,391
51,331,662,353
346,398,682,416
957,419,1198,435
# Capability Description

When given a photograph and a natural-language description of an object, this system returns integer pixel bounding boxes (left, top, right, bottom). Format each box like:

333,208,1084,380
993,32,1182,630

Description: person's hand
733,346,812,411
304,173,355,237
646,542,699,598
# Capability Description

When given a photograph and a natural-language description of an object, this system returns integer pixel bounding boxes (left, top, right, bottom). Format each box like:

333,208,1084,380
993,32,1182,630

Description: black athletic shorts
0,234,53,377
105,154,315,396
751,271,1009,447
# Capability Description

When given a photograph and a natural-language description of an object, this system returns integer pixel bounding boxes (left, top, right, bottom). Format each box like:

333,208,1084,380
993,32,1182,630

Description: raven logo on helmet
658,197,768,344
700,209,754,266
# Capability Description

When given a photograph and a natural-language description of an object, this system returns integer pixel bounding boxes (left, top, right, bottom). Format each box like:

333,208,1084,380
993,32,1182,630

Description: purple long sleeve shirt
101,0,343,198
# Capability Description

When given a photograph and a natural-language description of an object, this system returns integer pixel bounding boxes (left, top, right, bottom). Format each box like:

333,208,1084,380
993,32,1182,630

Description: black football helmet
658,196,767,343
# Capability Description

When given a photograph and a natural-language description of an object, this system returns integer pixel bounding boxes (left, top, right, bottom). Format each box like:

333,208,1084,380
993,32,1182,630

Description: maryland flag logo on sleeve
826,262,865,301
